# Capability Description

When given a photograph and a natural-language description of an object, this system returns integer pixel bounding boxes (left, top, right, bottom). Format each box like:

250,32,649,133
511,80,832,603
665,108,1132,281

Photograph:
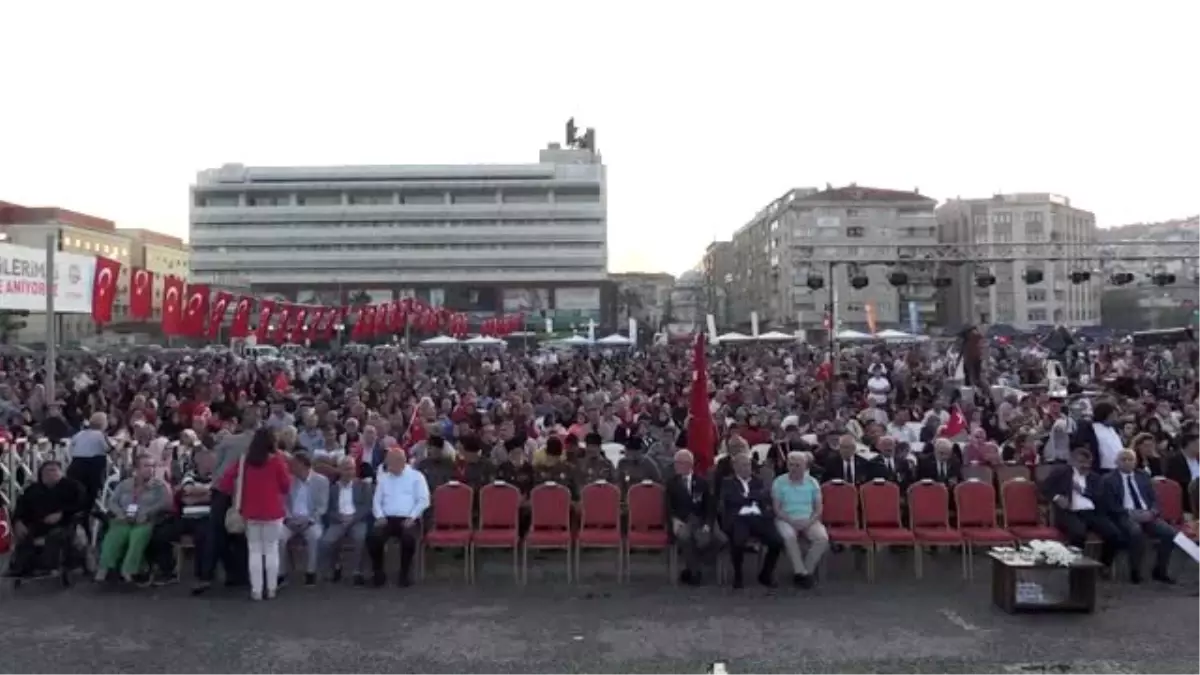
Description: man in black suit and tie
1102,449,1177,584
916,438,963,486
720,452,783,589
667,449,718,585
1165,428,1199,515
869,436,915,489
1041,447,1126,568
821,434,871,485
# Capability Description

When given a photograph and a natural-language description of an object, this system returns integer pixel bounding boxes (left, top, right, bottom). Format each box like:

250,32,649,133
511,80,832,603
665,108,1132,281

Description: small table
987,551,1103,614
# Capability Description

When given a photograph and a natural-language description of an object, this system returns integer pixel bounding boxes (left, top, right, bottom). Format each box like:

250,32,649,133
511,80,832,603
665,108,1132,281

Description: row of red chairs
422,480,671,584
822,475,1195,581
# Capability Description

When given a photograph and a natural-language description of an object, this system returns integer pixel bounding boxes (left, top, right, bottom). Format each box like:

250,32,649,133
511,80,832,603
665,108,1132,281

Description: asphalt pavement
0,550,1196,673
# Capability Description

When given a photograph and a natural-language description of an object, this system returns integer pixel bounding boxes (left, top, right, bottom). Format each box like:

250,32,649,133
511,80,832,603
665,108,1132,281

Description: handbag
224,456,247,534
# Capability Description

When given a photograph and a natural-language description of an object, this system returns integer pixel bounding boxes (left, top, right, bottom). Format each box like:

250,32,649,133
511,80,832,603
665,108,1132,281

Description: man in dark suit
916,438,963,486
1102,449,1177,584
821,434,872,485
720,452,783,589
319,456,374,584
1165,428,1199,515
869,436,915,489
666,449,717,585
1041,447,1126,567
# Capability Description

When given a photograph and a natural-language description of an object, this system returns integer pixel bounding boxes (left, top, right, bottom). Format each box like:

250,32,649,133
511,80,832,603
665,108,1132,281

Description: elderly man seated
720,452,783,589
771,451,828,588
279,451,330,587
318,457,373,585
4,461,87,580
95,454,173,583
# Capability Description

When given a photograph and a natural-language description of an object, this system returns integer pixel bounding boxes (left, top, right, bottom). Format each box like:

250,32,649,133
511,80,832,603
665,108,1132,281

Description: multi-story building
610,272,675,327
119,228,191,323
189,137,610,327
937,193,1100,329
0,201,134,344
727,185,939,333
669,270,705,331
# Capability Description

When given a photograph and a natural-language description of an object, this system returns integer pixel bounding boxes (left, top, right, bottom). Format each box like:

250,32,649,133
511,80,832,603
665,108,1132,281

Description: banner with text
0,242,96,313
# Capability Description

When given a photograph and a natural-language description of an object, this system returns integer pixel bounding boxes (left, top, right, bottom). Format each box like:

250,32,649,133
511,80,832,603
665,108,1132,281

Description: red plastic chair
625,480,672,582
474,481,522,582
907,479,965,579
576,481,623,582
1000,478,1061,542
421,481,474,582
994,464,1031,487
860,479,915,580
1151,477,1197,542
821,480,872,579
963,463,995,486
525,482,573,584
956,479,1016,578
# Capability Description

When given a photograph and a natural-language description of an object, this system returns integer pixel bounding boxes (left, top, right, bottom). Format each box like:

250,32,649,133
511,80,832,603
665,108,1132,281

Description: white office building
189,142,606,315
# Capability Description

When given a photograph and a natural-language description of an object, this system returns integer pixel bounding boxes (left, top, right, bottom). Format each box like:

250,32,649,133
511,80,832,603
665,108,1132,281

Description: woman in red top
219,428,291,601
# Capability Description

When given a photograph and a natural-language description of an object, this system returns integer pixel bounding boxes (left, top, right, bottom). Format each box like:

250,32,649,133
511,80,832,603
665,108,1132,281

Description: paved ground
0,551,1196,673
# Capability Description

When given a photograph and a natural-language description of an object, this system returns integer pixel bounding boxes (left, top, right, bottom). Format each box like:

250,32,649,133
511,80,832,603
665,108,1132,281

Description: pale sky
1,1,1196,276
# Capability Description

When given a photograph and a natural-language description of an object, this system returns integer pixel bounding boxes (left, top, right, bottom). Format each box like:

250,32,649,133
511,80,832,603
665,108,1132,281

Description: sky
1,1,1197,277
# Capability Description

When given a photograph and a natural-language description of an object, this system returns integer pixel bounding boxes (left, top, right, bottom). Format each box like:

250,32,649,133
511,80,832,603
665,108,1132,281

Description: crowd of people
1,326,1197,599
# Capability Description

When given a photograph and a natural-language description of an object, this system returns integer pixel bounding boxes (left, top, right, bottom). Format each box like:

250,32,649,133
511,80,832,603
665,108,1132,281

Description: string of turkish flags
88,259,525,342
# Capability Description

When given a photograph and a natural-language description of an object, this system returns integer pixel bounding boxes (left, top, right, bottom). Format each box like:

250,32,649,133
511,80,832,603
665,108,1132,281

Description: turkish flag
230,296,254,338
390,300,405,332
376,303,391,337
940,405,968,439
0,506,11,555
309,307,327,341
328,306,348,340
254,299,276,342
129,267,153,320
161,275,185,335
686,333,716,476
207,291,233,341
90,256,121,324
273,304,294,344
290,306,310,343
182,285,210,337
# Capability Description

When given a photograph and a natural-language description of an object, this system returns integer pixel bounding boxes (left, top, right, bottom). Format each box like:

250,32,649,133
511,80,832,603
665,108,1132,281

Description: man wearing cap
572,432,615,490
616,436,662,493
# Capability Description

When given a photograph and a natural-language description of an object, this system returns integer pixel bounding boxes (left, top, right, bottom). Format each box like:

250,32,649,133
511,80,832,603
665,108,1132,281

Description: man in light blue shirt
367,449,430,587
771,451,828,588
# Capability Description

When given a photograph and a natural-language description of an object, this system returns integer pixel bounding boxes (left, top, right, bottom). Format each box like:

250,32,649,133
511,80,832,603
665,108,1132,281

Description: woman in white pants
218,429,292,600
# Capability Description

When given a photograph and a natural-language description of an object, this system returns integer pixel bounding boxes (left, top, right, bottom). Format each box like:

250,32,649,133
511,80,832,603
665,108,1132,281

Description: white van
243,344,281,363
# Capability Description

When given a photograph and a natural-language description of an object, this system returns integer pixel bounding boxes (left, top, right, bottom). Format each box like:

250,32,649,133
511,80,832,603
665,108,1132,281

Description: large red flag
327,306,348,340
129,267,153,320
390,300,405,332
254,299,276,342
207,291,233,340
230,296,254,338
308,307,327,341
161,275,185,335
290,305,310,343
273,304,294,344
687,333,716,476
90,257,121,324
181,284,210,337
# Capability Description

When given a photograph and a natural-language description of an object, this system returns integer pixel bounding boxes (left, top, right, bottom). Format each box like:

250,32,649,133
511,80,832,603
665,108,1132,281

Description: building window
1026,289,1046,302
846,209,860,217
1027,308,1048,323
847,226,865,238
991,212,1012,225
846,303,864,312
1023,211,1044,224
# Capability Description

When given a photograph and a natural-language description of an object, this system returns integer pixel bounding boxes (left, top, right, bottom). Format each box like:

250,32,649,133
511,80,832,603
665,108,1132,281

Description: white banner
0,242,96,313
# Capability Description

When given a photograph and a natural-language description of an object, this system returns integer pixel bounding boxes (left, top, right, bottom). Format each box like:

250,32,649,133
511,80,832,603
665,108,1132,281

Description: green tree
348,290,372,306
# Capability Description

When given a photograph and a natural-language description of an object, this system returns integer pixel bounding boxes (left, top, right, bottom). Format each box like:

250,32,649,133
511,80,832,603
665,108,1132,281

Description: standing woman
218,428,291,601
66,412,113,516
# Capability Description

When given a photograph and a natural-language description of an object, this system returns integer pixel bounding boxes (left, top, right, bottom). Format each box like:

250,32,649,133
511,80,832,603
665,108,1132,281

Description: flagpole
44,233,57,400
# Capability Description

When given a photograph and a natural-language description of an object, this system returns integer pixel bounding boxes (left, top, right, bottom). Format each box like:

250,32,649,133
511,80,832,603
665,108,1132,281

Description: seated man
720,452,783,589
916,438,963,486
96,454,173,583
771,451,828,589
1042,446,1126,568
368,449,430,587
869,436,915,490
616,436,663,494
319,456,373,584
1102,449,1176,584
4,461,87,579
147,447,219,589
666,449,717,586
279,451,329,587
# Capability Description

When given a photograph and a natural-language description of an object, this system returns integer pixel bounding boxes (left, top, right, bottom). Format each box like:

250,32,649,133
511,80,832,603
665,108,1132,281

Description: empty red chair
625,481,672,582
821,480,872,578
1151,477,1197,541
525,482,573,584
963,463,995,486
576,481,623,581
907,480,966,579
1001,478,1061,542
422,481,474,582
860,479,916,580
994,464,1031,486
474,481,522,582
956,479,1016,577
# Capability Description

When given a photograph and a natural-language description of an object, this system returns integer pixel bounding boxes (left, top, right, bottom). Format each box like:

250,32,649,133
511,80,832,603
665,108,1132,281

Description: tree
348,290,372,306
0,310,29,344
617,287,643,322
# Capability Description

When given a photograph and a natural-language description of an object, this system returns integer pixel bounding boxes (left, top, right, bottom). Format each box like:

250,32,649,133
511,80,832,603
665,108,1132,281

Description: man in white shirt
280,452,329,587
367,448,430,587
318,457,373,585
1042,447,1126,568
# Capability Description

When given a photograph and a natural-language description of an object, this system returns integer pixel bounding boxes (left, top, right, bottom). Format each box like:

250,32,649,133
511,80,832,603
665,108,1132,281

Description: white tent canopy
836,329,874,341
717,331,753,343
875,328,925,342
420,335,460,346
597,333,632,346
463,335,504,345
558,334,593,346
756,330,795,342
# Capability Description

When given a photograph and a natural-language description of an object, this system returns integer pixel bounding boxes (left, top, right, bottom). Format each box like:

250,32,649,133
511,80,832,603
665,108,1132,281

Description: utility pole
44,233,57,399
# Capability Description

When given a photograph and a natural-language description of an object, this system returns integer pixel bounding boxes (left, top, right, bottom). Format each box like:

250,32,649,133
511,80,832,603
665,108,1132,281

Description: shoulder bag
224,456,247,534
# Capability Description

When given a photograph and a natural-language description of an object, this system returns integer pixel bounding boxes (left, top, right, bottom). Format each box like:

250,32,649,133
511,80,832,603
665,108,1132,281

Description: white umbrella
836,329,874,341
596,334,632,346
419,335,460,346
464,335,504,345
875,328,914,340
717,331,753,343
558,334,593,346
756,330,794,342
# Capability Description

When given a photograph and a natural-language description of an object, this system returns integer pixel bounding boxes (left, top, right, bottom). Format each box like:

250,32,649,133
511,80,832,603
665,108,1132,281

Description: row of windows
63,236,129,258
194,242,604,254
193,219,601,231
198,189,600,208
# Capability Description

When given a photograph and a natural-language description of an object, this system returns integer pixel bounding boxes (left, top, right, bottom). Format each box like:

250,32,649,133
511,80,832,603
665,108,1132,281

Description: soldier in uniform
415,436,455,493
616,436,663,494
453,435,496,491
573,432,616,495
533,436,575,494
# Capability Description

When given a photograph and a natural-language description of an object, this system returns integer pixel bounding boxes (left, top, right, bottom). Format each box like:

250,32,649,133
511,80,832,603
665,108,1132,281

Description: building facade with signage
119,228,191,323
189,137,610,328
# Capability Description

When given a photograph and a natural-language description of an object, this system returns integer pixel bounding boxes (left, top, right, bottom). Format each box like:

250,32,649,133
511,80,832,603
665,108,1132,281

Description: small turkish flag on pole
91,257,121,324
182,285,210,337
161,275,185,335
129,267,153,320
